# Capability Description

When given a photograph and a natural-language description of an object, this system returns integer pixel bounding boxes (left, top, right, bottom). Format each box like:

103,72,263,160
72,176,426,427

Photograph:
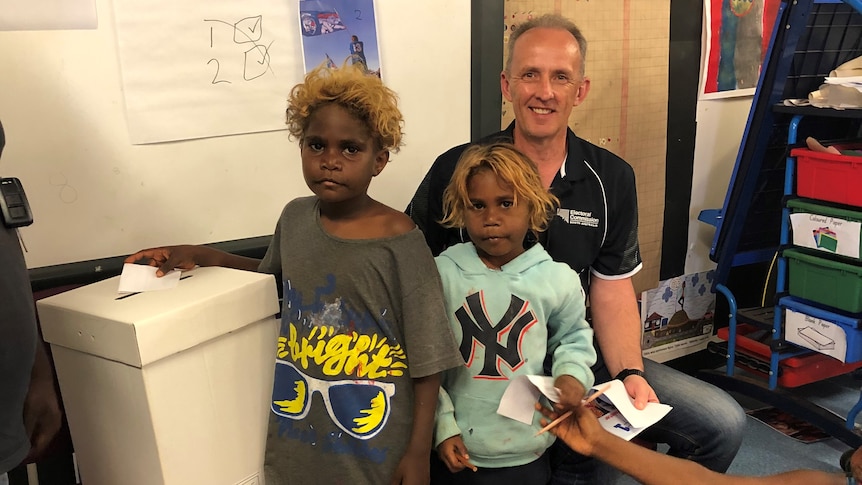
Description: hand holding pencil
533,385,612,458
535,382,612,437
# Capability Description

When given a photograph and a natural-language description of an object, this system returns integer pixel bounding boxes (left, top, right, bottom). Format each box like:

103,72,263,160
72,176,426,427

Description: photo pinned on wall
298,0,381,78
700,0,781,99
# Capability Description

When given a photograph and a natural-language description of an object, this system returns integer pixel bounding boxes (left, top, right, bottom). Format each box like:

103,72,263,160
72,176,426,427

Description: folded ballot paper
497,377,672,441
117,263,181,294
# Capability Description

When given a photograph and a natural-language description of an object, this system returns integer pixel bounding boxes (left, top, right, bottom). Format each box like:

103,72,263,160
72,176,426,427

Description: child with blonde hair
432,143,596,484
126,65,463,484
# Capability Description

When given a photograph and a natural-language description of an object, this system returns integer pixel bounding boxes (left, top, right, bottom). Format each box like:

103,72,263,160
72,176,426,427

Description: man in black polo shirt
407,13,746,484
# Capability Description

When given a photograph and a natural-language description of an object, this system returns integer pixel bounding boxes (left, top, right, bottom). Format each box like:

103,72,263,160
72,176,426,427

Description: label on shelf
785,308,848,363
789,212,861,258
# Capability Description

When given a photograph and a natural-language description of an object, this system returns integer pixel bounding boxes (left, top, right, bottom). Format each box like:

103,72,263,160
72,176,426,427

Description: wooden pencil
534,383,612,436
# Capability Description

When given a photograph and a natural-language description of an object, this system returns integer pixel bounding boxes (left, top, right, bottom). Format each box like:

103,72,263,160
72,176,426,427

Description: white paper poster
112,0,303,144
0,0,97,31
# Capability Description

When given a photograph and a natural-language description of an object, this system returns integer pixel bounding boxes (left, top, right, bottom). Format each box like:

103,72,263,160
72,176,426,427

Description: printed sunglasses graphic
271,359,395,440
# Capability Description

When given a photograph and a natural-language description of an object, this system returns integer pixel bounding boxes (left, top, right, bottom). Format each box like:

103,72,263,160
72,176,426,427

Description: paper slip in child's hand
497,375,559,424
118,263,181,293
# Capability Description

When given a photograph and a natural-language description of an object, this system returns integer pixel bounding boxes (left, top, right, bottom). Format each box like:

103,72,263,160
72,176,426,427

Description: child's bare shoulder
375,205,416,237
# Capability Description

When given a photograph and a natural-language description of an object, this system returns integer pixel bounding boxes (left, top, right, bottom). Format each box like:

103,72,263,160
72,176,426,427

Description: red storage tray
791,146,862,206
717,323,862,387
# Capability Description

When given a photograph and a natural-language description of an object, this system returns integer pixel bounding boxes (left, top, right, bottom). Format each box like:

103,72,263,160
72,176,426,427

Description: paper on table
497,377,672,433
118,263,181,293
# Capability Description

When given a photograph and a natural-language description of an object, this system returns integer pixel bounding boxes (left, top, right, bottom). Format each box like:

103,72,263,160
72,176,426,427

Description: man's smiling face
501,27,588,145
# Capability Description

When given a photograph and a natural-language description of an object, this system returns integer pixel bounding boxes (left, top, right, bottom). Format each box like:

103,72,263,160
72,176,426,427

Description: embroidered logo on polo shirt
557,208,599,227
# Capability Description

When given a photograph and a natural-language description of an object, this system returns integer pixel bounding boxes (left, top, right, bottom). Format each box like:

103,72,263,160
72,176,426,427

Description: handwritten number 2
354,9,362,20
207,58,231,84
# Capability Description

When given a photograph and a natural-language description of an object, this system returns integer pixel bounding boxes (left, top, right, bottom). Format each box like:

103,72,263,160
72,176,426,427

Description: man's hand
553,374,587,410
437,435,477,473
621,374,658,410
390,448,430,485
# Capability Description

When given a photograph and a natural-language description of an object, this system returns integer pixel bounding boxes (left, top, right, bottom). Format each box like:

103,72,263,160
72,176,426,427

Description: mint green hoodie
434,242,596,468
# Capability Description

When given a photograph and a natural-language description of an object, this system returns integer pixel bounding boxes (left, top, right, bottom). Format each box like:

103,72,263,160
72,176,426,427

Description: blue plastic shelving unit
699,0,862,448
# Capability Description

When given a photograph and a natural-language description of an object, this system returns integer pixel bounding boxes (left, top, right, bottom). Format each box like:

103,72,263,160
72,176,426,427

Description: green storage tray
784,248,862,314
787,199,862,259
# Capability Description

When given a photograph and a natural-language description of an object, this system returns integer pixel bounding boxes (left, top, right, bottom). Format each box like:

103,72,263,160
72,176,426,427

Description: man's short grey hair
504,13,587,77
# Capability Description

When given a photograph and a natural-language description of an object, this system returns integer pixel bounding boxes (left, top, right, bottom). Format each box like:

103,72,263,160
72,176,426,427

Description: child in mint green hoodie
432,143,596,484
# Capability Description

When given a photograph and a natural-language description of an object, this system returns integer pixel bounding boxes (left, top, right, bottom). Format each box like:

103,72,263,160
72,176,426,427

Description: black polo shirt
407,122,642,294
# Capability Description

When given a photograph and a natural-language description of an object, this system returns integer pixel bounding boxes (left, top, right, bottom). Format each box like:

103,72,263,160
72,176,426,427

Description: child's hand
437,435,477,473
536,402,604,457
553,374,586,410
390,448,430,485
125,245,204,276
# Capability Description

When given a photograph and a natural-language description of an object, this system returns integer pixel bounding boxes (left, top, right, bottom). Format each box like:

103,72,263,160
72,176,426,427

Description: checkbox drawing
243,43,271,81
234,15,262,44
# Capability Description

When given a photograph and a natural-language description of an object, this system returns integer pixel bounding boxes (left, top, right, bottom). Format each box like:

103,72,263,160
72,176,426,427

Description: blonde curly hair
286,64,404,153
441,143,559,232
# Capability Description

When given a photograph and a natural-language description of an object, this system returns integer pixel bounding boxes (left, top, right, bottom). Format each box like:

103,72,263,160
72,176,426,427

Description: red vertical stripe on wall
619,0,630,157
705,0,724,93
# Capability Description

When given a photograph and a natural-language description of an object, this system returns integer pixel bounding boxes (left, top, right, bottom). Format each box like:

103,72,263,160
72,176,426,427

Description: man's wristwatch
614,368,646,381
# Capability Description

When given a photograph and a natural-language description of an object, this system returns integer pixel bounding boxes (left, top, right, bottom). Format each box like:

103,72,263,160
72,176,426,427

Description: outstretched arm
538,404,846,485
125,245,260,275
589,276,657,409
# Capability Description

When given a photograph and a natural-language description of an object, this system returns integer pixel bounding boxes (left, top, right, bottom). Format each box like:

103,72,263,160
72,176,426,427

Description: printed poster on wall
700,0,781,99
640,271,716,363
298,0,381,77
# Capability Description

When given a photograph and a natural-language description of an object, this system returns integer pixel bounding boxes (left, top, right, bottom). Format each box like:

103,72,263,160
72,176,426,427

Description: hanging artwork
700,0,781,99
298,0,381,78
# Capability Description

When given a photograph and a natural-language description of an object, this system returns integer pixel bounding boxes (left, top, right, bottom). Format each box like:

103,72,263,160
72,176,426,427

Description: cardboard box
37,266,280,485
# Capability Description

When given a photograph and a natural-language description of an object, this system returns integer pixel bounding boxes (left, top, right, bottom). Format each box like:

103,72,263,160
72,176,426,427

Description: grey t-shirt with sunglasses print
259,196,463,485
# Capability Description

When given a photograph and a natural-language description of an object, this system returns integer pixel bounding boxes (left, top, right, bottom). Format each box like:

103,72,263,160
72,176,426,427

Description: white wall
685,96,753,274
0,0,471,269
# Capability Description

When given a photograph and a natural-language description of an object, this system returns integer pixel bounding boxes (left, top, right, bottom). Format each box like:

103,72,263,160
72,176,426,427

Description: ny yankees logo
455,291,537,379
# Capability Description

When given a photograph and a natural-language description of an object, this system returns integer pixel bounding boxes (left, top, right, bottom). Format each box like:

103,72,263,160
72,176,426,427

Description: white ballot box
37,266,280,485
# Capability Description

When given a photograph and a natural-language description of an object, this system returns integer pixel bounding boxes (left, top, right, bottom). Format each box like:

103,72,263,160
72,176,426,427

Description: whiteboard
0,0,471,269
